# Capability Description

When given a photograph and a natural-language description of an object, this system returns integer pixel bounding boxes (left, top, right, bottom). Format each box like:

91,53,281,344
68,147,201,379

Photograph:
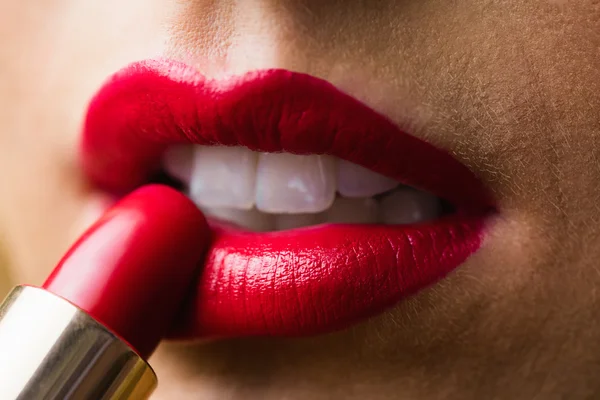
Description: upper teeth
255,152,336,214
336,159,398,198
162,145,442,230
189,146,258,210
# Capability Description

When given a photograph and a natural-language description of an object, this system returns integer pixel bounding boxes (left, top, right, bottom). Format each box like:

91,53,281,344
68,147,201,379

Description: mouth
81,59,494,339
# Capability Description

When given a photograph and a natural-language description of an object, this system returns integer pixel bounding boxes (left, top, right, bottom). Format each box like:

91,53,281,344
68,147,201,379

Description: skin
1,0,599,398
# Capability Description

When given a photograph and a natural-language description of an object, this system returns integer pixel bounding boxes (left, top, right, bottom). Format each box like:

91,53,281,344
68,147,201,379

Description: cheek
0,0,174,283
0,243,10,295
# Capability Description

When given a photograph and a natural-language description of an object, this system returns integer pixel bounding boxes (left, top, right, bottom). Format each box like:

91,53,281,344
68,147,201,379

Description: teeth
326,197,378,224
275,213,325,231
165,145,446,230
203,207,275,232
337,159,398,198
255,153,336,214
163,145,194,183
189,146,257,210
379,187,441,225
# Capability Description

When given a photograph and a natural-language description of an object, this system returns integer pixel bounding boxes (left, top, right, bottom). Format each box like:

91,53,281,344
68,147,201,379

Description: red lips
81,59,493,338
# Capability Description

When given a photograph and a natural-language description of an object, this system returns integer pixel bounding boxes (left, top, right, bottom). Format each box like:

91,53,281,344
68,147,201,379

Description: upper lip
82,58,493,212
81,58,493,338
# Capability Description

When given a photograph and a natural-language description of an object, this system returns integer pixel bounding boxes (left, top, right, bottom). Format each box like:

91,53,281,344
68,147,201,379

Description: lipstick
0,185,210,399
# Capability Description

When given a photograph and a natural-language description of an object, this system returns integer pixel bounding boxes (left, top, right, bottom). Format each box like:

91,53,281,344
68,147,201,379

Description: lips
81,59,493,338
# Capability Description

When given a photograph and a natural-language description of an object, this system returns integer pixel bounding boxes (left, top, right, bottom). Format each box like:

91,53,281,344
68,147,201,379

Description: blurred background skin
1,1,600,399
0,0,172,287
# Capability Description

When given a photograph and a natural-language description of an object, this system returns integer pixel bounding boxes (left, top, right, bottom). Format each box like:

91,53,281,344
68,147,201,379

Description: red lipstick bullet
0,185,210,399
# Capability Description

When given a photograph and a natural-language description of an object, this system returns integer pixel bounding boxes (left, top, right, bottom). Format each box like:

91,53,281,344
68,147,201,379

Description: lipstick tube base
0,285,157,400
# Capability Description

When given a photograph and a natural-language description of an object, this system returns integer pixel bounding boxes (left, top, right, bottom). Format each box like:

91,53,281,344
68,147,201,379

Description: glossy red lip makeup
81,59,494,339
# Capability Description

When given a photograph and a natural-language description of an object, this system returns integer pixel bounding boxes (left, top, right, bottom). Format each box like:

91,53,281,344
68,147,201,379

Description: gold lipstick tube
0,285,157,400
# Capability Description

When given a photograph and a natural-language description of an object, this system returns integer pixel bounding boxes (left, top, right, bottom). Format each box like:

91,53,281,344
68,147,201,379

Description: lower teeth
198,187,441,232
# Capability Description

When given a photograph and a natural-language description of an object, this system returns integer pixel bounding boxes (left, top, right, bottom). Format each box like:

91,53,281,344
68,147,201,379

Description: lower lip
168,214,485,339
